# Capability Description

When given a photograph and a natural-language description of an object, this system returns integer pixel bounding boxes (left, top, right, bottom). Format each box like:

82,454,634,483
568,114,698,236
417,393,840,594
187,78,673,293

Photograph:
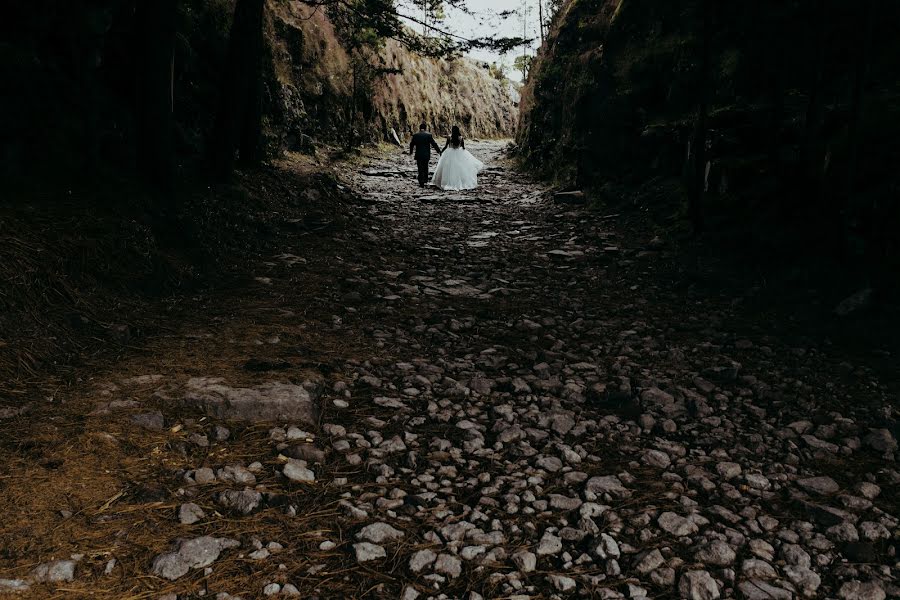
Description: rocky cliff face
372,40,517,139
262,2,516,153
517,0,900,282
2,1,515,183
519,0,900,192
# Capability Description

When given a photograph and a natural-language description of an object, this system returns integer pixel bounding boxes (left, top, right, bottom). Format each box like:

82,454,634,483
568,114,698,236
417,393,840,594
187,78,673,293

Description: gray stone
838,581,886,600
249,548,270,560
781,544,811,567
642,449,671,469
738,580,792,600
537,531,563,555
827,521,859,542
678,570,720,600
741,559,777,579
31,560,77,583
151,536,239,581
285,443,327,464
855,482,881,499
784,566,821,598
434,554,462,578
536,456,563,472
796,476,839,495
218,490,262,515
512,550,537,573
715,462,742,480
859,521,890,541
193,467,216,484
0,580,29,592
748,539,775,562
409,549,437,572
357,522,405,544
864,429,897,452
130,412,164,430
182,377,319,425
550,574,577,592
585,475,631,499
745,473,771,490
550,413,576,436
178,503,205,525
353,543,386,563
217,465,256,485
695,539,735,566
549,494,582,510
596,533,620,559
634,549,665,575
401,586,420,600
658,512,698,536
498,426,525,443
283,459,316,482
188,433,209,447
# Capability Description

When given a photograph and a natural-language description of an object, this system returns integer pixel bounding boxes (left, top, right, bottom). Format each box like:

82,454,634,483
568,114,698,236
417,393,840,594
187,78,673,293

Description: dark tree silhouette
801,0,827,201
134,0,177,198
846,0,876,211
687,0,713,234
210,0,266,181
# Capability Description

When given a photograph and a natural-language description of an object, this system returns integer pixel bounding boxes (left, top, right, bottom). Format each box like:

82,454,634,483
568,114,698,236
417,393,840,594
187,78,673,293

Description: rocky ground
0,141,898,600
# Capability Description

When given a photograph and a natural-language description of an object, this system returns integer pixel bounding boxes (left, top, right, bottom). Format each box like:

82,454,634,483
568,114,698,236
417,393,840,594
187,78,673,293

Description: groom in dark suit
409,123,441,187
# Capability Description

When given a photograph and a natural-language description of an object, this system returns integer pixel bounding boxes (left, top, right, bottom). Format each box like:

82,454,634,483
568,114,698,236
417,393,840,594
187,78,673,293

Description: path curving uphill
0,142,896,599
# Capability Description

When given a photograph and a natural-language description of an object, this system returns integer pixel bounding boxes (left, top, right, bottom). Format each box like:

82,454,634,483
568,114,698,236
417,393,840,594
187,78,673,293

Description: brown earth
0,142,897,599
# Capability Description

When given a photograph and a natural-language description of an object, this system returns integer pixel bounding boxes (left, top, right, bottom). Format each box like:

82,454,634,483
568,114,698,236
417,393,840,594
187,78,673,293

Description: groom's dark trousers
410,130,441,187
416,157,430,186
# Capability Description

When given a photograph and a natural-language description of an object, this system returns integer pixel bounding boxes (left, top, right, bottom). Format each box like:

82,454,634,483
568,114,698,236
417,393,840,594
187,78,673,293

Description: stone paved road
0,142,897,600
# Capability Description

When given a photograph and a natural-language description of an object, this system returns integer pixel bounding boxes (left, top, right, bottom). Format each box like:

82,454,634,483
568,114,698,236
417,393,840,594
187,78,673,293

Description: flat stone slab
180,377,319,425
0,579,30,592
31,560,77,583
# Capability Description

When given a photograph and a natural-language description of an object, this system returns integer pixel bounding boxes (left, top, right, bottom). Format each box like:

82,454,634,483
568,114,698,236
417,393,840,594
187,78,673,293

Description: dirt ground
0,141,896,600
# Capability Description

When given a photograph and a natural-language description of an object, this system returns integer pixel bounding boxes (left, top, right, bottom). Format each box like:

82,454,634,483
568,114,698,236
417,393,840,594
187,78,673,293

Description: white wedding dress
431,143,485,191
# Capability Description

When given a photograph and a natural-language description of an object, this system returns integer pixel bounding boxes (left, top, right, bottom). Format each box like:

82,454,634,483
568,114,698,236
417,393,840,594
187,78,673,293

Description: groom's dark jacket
410,131,440,161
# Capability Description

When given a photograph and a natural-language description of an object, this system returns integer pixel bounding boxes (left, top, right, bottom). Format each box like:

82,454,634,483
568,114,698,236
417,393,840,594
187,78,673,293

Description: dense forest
0,0,518,382
2,0,516,190
1,2,899,600
519,0,900,299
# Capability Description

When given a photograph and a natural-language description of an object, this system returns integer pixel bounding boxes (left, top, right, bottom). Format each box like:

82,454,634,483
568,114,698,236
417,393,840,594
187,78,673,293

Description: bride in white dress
431,126,485,191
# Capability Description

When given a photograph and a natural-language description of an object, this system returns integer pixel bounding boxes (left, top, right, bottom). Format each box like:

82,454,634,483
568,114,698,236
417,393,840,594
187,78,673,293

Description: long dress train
431,147,485,190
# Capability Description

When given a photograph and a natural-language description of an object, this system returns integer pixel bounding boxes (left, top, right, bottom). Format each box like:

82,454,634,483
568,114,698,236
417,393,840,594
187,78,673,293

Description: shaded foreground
0,142,897,599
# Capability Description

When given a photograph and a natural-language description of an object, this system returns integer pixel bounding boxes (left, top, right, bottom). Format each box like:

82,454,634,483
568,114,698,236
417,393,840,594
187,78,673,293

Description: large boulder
181,377,320,425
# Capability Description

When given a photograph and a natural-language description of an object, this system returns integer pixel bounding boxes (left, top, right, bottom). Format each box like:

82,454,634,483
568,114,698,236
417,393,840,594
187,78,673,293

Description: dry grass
0,147,424,598
374,40,517,139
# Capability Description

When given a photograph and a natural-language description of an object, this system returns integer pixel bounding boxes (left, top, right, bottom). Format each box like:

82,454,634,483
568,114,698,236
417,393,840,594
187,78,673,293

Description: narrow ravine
0,142,896,600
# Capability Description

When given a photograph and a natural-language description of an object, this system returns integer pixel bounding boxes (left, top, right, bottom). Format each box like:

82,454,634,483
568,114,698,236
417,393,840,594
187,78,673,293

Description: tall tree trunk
688,0,712,234
134,0,177,201
210,0,266,181
538,0,545,45
846,0,877,274
767,8,787,193
801,0,827,199
846,0,876,212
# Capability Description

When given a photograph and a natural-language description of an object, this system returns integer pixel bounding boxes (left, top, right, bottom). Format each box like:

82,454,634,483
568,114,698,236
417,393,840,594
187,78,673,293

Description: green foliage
514,54,534,79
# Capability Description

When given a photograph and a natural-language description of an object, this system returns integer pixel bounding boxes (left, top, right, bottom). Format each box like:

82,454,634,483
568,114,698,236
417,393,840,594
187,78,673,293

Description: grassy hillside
374,40,517,139
264,2,516,151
